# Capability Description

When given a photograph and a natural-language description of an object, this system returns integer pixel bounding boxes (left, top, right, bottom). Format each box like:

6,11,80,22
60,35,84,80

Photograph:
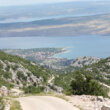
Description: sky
0,0,77,6
0,0,106,6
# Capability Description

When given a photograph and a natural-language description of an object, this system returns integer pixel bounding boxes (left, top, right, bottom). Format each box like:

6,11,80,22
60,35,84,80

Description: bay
0,35,110,59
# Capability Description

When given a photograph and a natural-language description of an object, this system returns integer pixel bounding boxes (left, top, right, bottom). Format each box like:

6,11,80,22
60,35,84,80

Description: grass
10,100,22,110
74,105,84,110
0,97,4,110
54,94,69,101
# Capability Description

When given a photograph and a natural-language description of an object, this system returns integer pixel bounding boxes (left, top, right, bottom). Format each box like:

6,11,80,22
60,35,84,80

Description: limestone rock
70,56,100,68
101,105,110,110
54,85,63,93
9,88,24,97
97,96,104,102
4,104,10,110
0,86,8,96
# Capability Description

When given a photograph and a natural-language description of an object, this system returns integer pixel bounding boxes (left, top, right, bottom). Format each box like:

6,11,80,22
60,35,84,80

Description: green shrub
70,71,108,97
17,71,27,81
3,72,12,79
0,78,14,89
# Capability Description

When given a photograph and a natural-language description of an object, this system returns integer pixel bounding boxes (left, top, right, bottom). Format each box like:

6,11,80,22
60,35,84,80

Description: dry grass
10,99,22,110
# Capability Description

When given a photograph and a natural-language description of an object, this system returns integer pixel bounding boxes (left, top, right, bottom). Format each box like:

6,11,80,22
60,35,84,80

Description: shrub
70,71,108,97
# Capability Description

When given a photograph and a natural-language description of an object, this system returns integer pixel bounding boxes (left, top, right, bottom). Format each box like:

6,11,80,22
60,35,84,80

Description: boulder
4,104,10,110
97,96,104,102
9,88,24,97
101,105,110,110
54,86,63,93
0,86,8,96
44,86,54,93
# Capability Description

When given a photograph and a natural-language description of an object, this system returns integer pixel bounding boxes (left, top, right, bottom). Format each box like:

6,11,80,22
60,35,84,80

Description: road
18,96,79,110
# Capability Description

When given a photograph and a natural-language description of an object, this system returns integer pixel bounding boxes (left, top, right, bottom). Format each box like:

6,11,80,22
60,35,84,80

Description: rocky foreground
67,95,110,110
0,84,110,110
1,93,110,110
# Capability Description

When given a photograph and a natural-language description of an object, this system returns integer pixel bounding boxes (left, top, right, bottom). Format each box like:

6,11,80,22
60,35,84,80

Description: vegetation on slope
0,50,109,97
54,58,110,97
71,71,108,97
10,100,22,110
84,58,110,85
0,51,52,93
0,97,4,110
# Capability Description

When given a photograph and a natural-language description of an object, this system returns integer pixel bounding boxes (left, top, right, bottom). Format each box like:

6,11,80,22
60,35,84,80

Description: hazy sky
0,0,106,6
0,0,77,6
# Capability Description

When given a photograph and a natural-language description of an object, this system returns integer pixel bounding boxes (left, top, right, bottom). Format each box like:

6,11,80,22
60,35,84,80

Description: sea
0,1,110,59
0,35,110,59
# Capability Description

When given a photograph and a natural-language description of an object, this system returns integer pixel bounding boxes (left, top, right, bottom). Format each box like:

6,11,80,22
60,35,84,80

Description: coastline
53,47,71,59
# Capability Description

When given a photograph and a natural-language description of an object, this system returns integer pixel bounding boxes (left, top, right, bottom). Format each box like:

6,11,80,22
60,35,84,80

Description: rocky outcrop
0,86,8,97
9,88,24,97
44,84,63,93
0,86,24,97
0,59,44,88
41,56,101,72
97,96,104,102
70,56,100,67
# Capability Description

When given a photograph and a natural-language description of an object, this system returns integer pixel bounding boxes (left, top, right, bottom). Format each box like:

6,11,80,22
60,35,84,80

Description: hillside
0,51,52,93
0,50,108,95
54,57,110,96
0,51,110,110
1,1,110,23
1,13,110,37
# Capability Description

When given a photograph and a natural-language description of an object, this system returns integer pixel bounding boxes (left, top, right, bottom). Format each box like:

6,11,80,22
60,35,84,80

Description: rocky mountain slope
60,56,101,73
70,56,100,68
84,57,110,85
0,51,110,110
43,56,100,73
54,57,110,96
0,51,52,92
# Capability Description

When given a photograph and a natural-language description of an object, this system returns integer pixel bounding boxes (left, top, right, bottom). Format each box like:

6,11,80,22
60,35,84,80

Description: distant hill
1,1,110,23
0,13,110,37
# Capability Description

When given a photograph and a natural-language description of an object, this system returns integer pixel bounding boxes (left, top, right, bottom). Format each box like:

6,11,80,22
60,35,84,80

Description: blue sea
0,35,110,59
